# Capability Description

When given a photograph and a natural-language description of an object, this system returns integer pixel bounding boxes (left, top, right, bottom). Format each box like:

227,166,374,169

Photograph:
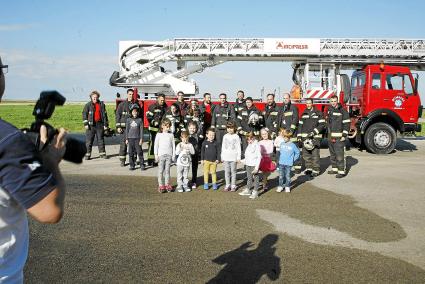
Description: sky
1,0,425,102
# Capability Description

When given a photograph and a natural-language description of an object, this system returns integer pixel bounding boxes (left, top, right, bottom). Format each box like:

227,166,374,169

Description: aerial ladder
110,38,425,100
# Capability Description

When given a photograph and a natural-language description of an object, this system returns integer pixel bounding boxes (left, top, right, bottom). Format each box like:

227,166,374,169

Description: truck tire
364,122,396,154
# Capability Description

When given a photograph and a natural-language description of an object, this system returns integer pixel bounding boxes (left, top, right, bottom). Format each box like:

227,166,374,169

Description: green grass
419,110,425,136
1,103,424,136
0,103,116,133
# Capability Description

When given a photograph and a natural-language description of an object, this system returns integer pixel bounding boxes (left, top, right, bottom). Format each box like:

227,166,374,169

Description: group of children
153,117,301,198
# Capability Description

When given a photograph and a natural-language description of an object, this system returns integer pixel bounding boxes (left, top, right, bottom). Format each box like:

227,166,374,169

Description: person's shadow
207,234,281,284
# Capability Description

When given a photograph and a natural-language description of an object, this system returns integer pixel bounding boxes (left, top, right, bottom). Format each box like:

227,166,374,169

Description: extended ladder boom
110,38,425,95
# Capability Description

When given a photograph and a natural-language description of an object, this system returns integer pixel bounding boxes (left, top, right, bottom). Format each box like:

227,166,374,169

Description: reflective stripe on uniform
314,128,319,134
342,130,349,134
318,119,325,123
331,132,343,137
342,119,351,123
284,112,293,116
332,112,342,116
148,126,159,131
290,124,296,129
298,121,304,124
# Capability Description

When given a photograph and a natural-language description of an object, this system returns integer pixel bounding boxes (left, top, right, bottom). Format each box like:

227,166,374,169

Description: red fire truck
110,38,424,154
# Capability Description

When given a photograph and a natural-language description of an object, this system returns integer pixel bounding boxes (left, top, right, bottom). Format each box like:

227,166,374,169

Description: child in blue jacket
277,129,300,193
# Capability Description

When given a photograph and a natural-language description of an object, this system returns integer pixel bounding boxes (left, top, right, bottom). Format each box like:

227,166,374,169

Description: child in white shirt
239,132,262,199
175,131,195,192
221,121,241,191
154,118,176,193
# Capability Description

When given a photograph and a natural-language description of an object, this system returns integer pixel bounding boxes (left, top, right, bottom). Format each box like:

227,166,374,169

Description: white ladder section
111,38,425,95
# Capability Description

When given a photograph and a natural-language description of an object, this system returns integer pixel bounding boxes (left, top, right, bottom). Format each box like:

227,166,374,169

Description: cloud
0,24,38,31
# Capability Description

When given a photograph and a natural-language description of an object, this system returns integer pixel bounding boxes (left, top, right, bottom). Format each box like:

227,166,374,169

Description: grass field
0,103,116,133
0,102,424,135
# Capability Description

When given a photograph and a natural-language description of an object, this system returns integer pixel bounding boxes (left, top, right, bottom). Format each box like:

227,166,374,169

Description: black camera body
23,91,86,164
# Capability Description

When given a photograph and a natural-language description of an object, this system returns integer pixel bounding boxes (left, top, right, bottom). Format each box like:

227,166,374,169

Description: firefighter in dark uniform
176,91,189,116
297,98,326,177
237,97,263,155
279,93,300,172
234,90,246,117
327,95,350,178
211,93,235,151
82,90,109,160
116,89,134,166
146,94,167,166
165,103,185,143
263,93,280,139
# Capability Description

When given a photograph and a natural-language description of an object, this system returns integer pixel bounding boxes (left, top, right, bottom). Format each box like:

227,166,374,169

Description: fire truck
110,38,425,154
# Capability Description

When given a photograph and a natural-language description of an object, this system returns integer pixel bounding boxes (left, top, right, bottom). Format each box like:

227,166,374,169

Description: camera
23,91,87,164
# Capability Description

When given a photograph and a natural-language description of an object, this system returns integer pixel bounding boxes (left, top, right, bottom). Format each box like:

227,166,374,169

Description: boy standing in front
125,104,145,171
201,128,220,190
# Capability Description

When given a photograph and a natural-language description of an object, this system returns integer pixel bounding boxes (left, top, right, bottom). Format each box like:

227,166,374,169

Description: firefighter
297,98,326,177
234,90,246,117
146,94,168,166
82,90,109,160
199,92,215,136
237,96,263,155
211,93,235,151
175,91,189,116
263,93,280,139
116,89,134,166
327,95,350,178
279,93,300,172
165,103,185,143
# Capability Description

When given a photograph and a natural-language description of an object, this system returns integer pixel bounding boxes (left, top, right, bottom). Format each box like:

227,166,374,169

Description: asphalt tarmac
24,138,425,283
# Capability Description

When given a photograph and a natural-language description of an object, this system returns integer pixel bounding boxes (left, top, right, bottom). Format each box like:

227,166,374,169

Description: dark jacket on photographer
146,102,167,132
237,105,263,136
82,100,109,128
297,106,326,144
263,102,280,139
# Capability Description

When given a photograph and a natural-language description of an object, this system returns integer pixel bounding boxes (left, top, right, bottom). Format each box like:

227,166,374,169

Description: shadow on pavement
207,234,281,284
396,138,418,152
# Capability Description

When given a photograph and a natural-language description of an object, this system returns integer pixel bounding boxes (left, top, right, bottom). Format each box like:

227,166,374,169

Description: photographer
82,90,109,160
0,56,67,282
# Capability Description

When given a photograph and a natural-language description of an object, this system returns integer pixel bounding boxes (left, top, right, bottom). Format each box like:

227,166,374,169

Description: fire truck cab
349,64,422,154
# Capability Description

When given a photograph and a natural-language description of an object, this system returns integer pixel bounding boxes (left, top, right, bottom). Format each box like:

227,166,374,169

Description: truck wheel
364,122,397,154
